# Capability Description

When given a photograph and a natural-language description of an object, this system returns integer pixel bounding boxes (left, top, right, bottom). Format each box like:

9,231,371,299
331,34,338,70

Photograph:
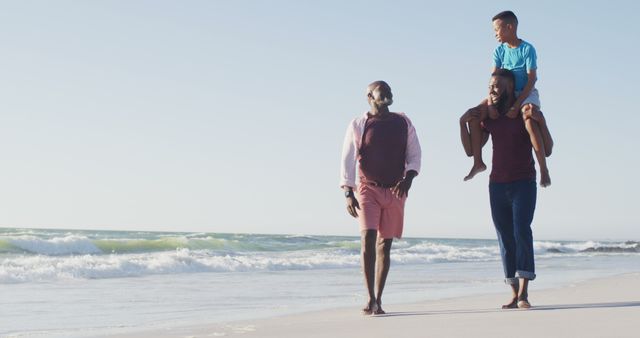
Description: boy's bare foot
506,107,519,119
464,162,487,181
362,301,378,315
501,297,518,309
540,170,551,187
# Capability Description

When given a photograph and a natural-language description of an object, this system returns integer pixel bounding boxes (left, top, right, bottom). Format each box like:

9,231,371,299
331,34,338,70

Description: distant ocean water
1,228,638,337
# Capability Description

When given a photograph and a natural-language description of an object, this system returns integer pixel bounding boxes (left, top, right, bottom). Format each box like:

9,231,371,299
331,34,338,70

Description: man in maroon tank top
340,81,422,315
460,69,552,309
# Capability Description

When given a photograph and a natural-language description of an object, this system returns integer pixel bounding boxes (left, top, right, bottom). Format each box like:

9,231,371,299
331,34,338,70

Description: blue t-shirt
493,40,537,92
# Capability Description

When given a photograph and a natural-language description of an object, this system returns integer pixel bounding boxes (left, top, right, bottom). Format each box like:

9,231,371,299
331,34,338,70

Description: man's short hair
492,68,515,87
367,80,390,95
492,11,518,26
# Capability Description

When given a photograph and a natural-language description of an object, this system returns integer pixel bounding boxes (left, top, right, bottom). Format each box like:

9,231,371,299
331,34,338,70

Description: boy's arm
510,69,537,115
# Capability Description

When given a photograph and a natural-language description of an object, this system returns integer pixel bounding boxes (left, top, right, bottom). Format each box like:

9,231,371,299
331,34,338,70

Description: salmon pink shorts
356,183,407,239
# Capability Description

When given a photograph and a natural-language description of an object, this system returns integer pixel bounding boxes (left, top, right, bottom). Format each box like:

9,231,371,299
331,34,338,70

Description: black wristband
344,190,354,198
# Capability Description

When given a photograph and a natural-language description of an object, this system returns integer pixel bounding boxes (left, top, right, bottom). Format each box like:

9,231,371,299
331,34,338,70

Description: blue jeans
489,179,537,285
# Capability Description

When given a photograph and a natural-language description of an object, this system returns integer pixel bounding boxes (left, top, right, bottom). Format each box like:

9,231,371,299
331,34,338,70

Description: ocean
1,228,638,337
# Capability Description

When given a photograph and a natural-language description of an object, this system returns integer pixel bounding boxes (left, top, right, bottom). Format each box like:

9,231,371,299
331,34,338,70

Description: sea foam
1,229,637,283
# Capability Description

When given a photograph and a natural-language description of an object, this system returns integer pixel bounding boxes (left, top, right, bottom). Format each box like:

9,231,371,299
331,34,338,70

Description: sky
1,0,639,241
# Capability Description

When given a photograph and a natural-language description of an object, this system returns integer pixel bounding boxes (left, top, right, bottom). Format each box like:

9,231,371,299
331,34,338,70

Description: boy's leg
538,111,554,157
523,104,551,187
464,102,489,181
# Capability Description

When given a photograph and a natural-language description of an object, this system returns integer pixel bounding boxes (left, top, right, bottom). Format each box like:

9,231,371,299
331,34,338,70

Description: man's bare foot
464,162,487,181
540,170,551,187
501,297,518,309
373,307,386,315
362,301,378,315
373,301,386,315
517,299,532,309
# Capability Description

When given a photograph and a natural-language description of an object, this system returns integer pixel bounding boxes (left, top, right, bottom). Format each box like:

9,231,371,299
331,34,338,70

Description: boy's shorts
516,88,541,109
356,183,406,239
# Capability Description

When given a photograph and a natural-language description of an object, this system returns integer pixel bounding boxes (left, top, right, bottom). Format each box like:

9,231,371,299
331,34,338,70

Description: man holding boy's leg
460,69,538,309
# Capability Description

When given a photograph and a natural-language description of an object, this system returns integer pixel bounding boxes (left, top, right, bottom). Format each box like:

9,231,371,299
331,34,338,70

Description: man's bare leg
523,105,551,187
374,237,393,315
502,283,519,309
517,278,531,309
464,117,487,181
361,230,377,314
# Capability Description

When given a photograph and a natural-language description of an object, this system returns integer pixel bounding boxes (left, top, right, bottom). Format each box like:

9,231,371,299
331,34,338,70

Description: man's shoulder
392,111,409,119
391,112,414,127
347,113,368,130
352,112,368,123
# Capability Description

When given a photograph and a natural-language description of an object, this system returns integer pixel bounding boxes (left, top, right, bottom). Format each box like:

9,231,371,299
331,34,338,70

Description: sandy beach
110,272,640,338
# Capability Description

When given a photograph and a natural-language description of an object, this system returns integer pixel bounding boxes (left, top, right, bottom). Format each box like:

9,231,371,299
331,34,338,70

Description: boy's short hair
492,68,516,87
492,11,518,26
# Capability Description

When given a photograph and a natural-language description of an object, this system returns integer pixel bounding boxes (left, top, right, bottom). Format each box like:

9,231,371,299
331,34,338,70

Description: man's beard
376,97,393,107
494,92,510,114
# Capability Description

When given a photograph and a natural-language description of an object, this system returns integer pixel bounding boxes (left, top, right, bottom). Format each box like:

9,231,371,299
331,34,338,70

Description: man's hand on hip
392,170,418,198
392,179,412,198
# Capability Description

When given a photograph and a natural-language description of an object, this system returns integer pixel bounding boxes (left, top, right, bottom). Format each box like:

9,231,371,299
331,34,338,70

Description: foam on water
0,228,637,283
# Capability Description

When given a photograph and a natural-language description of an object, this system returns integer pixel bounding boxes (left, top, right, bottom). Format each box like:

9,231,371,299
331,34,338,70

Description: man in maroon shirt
460,69,552,309
340,81,421,315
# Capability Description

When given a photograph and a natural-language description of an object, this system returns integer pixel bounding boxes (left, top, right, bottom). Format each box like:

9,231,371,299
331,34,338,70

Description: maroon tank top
358,112,408,186
482,115,536,183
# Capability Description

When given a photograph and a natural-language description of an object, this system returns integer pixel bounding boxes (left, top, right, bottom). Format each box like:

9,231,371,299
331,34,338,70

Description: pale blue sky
1,1,638,240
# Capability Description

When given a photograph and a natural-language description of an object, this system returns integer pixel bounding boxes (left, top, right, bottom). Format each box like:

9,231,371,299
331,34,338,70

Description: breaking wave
0,228,637,283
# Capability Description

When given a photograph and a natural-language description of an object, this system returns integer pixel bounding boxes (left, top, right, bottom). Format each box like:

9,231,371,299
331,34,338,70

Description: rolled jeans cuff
516,270,536,281
504,277,519,285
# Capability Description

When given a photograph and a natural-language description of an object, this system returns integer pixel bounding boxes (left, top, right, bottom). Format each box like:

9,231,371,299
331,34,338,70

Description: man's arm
340,121,360,217
344,186,360,218
392,170,417,198
393,115,421,198
339,121,357,189
403,116,421,175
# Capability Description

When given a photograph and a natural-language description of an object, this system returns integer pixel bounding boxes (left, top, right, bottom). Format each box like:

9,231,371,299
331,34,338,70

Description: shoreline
109,271,640,338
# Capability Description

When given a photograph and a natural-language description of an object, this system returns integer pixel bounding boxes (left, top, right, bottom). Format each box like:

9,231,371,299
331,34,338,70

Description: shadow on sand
377,301,640,318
